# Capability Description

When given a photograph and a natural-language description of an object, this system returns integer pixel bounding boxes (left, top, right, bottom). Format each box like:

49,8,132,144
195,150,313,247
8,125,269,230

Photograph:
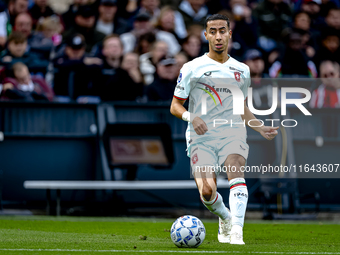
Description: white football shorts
189,136,249,176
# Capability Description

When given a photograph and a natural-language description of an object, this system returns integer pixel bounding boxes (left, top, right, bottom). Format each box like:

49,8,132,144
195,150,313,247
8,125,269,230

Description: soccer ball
170,215,206,248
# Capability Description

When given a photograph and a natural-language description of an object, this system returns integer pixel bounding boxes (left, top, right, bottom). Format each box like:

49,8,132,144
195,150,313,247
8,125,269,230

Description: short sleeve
242,65,251,101
173,63,191,101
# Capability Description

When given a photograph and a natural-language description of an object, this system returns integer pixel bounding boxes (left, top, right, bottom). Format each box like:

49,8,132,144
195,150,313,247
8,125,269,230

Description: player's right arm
170,64,208,135
170,97,187,119
170,97,208,135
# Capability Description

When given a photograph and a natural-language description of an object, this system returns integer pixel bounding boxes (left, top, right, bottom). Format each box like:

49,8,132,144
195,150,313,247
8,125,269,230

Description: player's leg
191,143,231,243
225,154,248,245
218,138,249,245
193,168,232,243
194,167,230,218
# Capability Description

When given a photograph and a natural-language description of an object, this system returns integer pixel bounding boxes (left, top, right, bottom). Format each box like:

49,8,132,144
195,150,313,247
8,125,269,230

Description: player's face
204,20,232,55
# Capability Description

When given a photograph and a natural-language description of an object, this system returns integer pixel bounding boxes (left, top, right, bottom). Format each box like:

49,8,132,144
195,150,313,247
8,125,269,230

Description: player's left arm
241,101,279,141
241,66,278,140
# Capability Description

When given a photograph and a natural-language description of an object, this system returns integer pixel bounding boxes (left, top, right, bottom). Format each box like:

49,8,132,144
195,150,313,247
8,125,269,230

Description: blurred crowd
0,0,339,108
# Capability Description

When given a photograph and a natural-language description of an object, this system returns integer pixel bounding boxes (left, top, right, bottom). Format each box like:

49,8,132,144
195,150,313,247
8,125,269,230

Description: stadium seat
258,178,320,220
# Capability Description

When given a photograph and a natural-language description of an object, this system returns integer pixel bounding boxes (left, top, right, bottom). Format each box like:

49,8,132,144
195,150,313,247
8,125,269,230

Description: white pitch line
0,249,339,254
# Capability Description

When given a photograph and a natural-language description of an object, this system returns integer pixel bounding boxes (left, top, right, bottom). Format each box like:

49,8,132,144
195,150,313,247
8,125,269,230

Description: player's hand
260,126,279,140
192,117,208,135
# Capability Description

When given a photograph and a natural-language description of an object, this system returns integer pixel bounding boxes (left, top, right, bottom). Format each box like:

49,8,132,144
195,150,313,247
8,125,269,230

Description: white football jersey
174,53,251,148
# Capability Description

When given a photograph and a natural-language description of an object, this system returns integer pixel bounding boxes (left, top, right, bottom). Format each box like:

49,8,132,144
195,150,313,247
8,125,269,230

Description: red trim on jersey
230,183,247,190
244,97,247,102
173,95,187,101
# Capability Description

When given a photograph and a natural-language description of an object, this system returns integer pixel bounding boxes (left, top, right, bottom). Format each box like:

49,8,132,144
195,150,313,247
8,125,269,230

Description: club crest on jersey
192,153,198,164
177,73,182,83
234,72,241,82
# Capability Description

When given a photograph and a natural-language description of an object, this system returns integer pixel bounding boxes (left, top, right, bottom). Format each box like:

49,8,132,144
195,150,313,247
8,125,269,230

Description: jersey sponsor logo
177,73,182,83
197,82,223,106
229,66,244,74
234,192,248,198
192,153,198,164
234,72,241,82
204,71,212,76
176,85,185,90
204,85,231,94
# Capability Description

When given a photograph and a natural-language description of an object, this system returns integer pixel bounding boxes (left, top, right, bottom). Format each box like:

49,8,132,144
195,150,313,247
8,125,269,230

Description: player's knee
202,184,213,201
226,154,245,169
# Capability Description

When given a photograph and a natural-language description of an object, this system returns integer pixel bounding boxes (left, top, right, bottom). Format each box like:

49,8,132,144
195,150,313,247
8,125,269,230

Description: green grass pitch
0,216,339,255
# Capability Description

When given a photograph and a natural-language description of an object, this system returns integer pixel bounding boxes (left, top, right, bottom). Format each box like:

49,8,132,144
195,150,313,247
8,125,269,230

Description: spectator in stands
154,5,187,41
121,52,144,85
253,0,292,52
291,11,319,58
146,56,177,101
140,0,161,22
230,0,258,50
37,16,63,85
175,52,188,76
135,32,156,55
7,0,28,25
62,0,89,29
36,16,63,47
177,0,208,29
319,0,339,17
139,40,168,85
98,38,144,101
244,49,272,107
313,28,340,67
325,8,340,31
296,28,318,59
115,0,139,25
300,0,321,15
29,0,55,28
53,33,102,100
95,34,123,87
181,34,201,61
205,0,226,14
95,0,129,36
120,10,180,55
299,0,324,30
0,31,48,74
14,12,53,59
244,49,266,81
63,5,105,53
310,60,340,108
1,62,50,100
294,11,311,32
13,12,31,37
186,21,207,52
269,32,317,78
0,0,29,48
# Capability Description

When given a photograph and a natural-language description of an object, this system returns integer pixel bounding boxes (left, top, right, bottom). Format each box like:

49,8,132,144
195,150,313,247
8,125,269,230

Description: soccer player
170,14,279,245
